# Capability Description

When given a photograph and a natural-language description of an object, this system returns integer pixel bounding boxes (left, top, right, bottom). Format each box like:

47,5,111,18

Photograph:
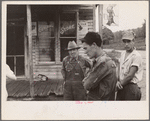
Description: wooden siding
32,6,94,81
33,64,63,80
78,9,93,59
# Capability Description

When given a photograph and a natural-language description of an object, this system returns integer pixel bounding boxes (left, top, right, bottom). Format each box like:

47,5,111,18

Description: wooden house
6,4,103,97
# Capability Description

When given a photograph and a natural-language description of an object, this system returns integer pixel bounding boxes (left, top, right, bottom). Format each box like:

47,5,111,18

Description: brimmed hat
65,41,80,51
122,31,135,41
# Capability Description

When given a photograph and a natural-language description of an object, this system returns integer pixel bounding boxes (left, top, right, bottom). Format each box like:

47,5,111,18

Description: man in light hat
61,41,91,100
116,31,143,100
80,32,117,100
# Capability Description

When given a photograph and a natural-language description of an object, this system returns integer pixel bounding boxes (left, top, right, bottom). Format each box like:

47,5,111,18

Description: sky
102,1,148,32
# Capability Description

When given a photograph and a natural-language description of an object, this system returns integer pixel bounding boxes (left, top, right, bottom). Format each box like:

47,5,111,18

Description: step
33,68,62,72
34,65,62,69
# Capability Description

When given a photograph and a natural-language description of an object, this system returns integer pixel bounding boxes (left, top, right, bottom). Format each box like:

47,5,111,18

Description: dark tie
71,57,76,62
93,60,96,67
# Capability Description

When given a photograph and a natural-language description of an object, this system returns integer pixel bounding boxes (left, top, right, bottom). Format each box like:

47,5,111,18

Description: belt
126,82,141,89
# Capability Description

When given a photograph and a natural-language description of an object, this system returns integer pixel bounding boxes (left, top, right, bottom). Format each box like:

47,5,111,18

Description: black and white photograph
1,1,149,120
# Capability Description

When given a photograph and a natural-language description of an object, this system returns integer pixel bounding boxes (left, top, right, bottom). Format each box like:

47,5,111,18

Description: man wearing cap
61,41,91,100
80,32,117,100
116,31,143,100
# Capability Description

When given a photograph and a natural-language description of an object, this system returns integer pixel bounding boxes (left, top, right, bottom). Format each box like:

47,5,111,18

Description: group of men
61,31,143,101
5,31,143,101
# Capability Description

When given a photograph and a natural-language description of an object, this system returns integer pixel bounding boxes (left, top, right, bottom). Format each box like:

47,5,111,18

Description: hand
82,78,85,84
116,81,123,91
63,81,65,85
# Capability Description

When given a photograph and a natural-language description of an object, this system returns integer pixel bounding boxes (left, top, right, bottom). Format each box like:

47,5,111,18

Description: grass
105,49,121,65
103,37,146,50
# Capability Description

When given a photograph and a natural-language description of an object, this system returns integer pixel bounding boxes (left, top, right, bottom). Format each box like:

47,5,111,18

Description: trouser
63,81,86,101
116,83,141,101
87,90,116,101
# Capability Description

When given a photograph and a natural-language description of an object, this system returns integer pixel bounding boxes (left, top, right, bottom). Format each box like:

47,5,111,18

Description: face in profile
68,49,78,58
82,42,96,59
122,39,135,52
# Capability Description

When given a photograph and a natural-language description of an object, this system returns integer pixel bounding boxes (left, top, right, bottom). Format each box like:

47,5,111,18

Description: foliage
102,26,114,45
113,19,146,41
103,37,145,50
105,50,121,65
132,19,146,38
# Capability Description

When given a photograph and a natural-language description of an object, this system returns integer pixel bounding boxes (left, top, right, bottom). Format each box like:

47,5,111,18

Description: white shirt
119,49,143,83
6,64,17,80
5,64,17,100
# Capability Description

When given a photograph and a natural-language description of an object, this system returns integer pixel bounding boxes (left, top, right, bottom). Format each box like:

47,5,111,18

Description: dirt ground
136,51,146,100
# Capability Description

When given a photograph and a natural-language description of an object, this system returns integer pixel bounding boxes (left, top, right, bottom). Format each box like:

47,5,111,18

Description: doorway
7,25,25,78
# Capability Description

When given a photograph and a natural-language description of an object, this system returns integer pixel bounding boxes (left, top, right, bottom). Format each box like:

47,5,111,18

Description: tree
142,19,146,38
132,19,146,38
102,26,114,45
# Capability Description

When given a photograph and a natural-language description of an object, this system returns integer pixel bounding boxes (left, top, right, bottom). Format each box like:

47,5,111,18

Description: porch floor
6,79,64,101
6,71,146,101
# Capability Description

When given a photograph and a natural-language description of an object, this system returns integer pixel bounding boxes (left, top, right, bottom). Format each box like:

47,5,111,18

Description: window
59,12,77,61
38,21,55,62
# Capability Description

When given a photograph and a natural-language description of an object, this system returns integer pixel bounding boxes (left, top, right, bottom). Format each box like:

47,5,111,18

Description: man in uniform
61,41,91,100
80,32,117,100
116,31,143,100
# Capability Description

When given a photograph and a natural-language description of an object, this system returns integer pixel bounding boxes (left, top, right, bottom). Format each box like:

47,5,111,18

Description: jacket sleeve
85,58,92,69
84,58,92,77
83,62,109,90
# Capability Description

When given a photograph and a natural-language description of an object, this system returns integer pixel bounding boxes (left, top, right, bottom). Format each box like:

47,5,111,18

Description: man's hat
65,41,80,51
79,32,102,47
122,31,135,41
80,32,101,43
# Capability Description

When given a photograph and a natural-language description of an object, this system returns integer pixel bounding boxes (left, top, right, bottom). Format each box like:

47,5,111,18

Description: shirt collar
125,48,137,56
92,51,107,68
69,56,78,61
123,48,137,63
95,51,106,62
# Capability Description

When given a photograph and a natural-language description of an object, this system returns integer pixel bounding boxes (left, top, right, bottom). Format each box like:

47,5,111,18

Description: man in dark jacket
80,32,117,100
61,41,91,100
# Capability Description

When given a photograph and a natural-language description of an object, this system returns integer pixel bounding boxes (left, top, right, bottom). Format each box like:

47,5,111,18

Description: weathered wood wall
32,7,94,81
77,8,93,59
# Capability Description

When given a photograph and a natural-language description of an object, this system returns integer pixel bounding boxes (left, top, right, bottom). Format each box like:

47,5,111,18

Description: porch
7,5,101,97
6,79,64,101
6,70,146,101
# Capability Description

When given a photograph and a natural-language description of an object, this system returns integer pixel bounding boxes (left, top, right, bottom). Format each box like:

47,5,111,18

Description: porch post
76,11,79,45
27,5,34,98
98,4,103,47
99,4,103,39
93,5,96,32
24,25,28,79
55,10,60,64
